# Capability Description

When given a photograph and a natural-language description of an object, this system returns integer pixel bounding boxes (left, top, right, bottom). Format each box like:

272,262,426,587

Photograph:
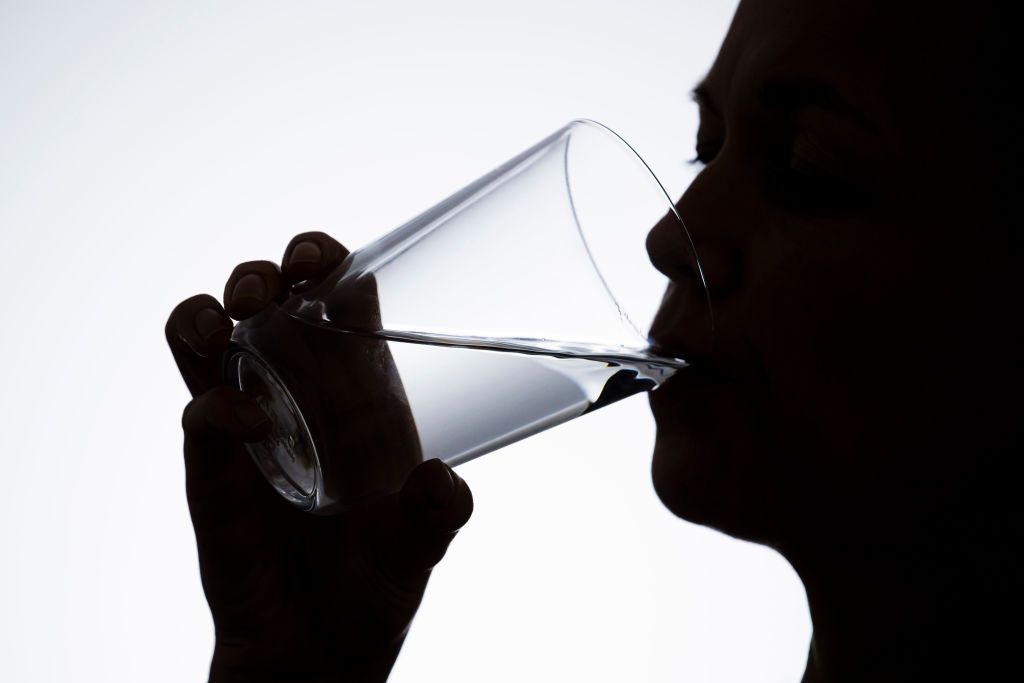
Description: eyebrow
691,77,879,133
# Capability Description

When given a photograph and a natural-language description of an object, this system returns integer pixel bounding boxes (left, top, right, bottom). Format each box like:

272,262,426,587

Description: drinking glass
225,119,712,513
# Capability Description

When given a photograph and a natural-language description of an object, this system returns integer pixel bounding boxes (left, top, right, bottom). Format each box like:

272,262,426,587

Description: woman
166,1,1017,680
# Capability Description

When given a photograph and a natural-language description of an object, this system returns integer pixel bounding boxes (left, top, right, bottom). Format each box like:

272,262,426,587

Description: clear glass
226,119,712,513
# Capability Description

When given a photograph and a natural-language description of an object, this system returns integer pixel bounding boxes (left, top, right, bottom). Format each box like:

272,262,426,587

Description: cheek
747,229,941,490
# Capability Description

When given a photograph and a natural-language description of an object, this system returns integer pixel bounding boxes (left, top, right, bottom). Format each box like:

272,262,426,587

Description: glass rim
561,117,716,347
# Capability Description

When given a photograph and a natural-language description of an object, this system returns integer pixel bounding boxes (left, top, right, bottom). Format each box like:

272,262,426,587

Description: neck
792,480,1015,682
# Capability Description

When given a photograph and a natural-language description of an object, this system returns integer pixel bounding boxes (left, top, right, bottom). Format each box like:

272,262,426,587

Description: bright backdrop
0,1,811,681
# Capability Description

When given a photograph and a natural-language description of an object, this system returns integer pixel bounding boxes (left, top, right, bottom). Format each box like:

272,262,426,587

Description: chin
649,383,786,547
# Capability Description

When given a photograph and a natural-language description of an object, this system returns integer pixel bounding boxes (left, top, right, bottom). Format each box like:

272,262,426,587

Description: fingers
166,294,235,396
281,231,350,288
181,385,272,481
169,232,349,392
223,260,286,321
180,386,290,559
221,231,350,319
400,459,474,532
370,460,473,580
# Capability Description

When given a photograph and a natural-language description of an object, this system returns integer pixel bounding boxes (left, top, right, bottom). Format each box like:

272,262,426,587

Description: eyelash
688,146,719,167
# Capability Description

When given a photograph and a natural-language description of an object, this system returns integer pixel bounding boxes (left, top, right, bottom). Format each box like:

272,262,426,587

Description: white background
0,1,812,681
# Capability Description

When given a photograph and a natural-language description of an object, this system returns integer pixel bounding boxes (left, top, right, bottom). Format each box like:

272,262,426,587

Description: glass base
225,349,321,511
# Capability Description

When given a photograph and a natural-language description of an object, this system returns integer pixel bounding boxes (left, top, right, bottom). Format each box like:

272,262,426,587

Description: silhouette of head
646,0,1017,558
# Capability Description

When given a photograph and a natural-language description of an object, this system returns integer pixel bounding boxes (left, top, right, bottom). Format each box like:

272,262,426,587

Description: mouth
660,360,735,393
649,332,735,381
648,343,740,415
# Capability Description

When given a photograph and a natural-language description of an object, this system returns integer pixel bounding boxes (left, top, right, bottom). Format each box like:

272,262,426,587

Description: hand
166,231,473,682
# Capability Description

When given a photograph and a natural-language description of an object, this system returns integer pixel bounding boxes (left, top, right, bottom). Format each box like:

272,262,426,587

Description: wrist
209,640,339,683
209,635,401,683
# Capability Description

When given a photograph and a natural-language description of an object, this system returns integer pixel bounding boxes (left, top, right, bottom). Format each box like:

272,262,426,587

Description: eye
775,134,859,214
690,141,722,168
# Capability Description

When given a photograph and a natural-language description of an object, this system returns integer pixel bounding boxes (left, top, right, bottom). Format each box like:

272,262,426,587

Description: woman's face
646,0,1006,552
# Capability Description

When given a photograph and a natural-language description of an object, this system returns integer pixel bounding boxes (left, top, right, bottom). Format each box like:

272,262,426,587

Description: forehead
704,0,892,118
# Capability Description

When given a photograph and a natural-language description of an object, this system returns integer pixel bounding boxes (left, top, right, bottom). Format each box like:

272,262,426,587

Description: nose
645,212,741,301
645,201,741,356
644,214,707,356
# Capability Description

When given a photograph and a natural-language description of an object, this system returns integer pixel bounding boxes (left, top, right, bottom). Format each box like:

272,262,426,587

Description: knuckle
180,395,204,433
181,386,239,434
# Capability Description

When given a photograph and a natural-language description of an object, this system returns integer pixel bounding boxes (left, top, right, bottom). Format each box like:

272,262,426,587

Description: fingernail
288,240,322,267
194,307,231,344
426,462,456,509
231,273,266,303
234,401,270,430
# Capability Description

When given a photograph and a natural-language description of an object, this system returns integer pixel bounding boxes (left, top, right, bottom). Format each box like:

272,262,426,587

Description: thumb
369,459,474,589
400,458,474,536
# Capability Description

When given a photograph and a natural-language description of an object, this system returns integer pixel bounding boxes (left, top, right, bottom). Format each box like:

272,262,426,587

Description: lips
647,348,746,442
658,358,734,394
650,305,723,370
649,325,744,394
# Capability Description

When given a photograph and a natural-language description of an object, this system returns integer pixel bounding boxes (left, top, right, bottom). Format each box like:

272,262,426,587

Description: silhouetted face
646,0,1011,550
